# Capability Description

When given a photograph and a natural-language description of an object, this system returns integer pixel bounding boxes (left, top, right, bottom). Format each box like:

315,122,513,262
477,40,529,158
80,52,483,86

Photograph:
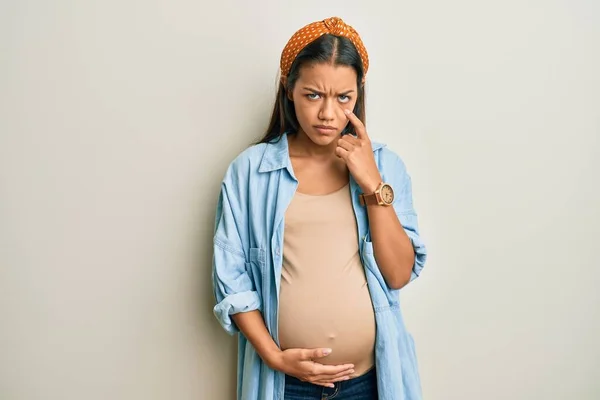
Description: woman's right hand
268,348,355,388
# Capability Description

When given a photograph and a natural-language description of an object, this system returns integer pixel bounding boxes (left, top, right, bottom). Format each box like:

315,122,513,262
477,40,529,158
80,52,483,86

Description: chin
307,133,338,146
301,126,341,146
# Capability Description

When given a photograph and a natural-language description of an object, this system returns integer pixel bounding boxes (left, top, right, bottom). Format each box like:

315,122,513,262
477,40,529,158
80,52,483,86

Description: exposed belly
278,266,376,376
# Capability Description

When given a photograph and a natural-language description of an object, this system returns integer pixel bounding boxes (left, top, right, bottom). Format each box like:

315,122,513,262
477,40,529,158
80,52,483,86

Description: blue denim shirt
212,134,427,400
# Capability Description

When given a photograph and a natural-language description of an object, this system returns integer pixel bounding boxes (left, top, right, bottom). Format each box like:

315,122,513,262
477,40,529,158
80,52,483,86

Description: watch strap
359,193,380,206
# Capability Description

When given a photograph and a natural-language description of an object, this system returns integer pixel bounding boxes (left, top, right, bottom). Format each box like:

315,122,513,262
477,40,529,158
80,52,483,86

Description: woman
212,17,427,400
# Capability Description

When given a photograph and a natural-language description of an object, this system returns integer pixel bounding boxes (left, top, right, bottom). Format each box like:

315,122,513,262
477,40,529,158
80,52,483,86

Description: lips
314,125,337,133
314,125,337,135
314,125,336,130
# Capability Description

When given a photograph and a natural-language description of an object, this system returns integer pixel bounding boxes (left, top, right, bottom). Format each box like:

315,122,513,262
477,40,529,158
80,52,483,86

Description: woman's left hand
335,109,382,193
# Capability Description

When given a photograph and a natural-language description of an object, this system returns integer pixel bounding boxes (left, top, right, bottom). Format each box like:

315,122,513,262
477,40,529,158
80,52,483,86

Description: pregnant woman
212,16,428,400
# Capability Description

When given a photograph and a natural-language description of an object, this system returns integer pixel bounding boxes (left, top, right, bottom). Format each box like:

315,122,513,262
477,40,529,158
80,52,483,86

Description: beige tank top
278,183,376,376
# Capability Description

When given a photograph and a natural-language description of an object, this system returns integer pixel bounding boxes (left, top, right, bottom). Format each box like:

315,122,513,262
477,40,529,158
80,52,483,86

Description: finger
312,363,355,376
343,109,368,139
313,375,352,387
329,368,355,379
337,138,354,152
340,133,360,145
304,348,333,361
335,146,349,160
313,376,350,385
314,382,336,388
313,368,355,381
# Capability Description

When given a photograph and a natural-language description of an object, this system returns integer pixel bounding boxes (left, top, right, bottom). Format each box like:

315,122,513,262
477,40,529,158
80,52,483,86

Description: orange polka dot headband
280,17,369,78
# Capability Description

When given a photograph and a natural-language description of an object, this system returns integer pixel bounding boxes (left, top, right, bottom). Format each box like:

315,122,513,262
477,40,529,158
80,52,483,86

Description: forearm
366,205,415,289
231,310,282,369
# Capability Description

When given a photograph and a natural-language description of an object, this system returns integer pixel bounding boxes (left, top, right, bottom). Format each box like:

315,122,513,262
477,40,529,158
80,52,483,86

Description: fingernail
344,109,351,115
323,348,332,355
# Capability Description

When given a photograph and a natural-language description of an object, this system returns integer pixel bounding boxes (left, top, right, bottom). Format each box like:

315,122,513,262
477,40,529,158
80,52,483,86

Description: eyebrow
302,87,355,95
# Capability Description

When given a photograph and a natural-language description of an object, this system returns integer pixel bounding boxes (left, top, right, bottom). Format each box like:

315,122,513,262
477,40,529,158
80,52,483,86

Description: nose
318,98,336,122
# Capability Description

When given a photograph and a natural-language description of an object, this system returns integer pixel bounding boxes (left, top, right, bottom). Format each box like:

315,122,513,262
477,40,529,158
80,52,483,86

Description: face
288,63,359,147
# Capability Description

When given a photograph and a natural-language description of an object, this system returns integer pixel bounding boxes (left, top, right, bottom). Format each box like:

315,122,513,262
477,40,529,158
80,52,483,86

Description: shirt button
275,248,281,256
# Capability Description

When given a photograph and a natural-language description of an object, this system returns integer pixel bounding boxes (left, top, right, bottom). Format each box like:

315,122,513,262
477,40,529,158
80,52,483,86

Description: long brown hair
258,34,366,144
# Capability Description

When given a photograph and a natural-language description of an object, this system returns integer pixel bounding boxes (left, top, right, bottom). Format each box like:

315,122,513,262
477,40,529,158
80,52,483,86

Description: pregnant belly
278,281,376,376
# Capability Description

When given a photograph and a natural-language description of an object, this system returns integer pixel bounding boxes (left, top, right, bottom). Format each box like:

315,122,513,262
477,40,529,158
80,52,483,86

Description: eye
338,95,351,103
306,93,321,100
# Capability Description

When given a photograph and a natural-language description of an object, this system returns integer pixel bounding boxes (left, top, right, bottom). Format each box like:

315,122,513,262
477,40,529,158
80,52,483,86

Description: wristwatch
359,182,394,206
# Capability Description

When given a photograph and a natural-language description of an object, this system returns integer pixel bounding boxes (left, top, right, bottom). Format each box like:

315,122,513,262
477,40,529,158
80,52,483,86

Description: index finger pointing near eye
343,109,368,139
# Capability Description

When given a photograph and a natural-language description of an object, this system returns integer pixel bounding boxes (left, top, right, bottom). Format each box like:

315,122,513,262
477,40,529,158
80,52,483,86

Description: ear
361,77,366,87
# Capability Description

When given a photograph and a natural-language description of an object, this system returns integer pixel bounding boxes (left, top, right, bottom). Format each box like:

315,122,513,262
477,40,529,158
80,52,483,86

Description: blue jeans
284,368,378,400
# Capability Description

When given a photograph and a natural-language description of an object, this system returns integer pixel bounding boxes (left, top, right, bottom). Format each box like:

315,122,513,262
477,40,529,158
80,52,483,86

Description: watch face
381,184,394,204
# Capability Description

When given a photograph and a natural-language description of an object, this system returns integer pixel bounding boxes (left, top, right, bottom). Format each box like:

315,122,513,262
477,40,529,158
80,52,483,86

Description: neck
289,129,337,159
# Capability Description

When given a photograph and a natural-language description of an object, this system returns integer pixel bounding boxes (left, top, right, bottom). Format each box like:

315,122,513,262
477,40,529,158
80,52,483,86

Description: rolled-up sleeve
212,180,261,335
397,212,427,282
388,153,428,283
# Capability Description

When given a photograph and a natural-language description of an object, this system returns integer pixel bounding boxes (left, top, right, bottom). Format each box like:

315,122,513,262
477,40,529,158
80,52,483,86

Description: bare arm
231,311,282,369
231,311,355,387
366,204,414,289
336,109,417,290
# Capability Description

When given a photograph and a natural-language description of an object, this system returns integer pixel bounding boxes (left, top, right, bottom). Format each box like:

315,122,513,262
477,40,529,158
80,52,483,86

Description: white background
1,1,599,399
